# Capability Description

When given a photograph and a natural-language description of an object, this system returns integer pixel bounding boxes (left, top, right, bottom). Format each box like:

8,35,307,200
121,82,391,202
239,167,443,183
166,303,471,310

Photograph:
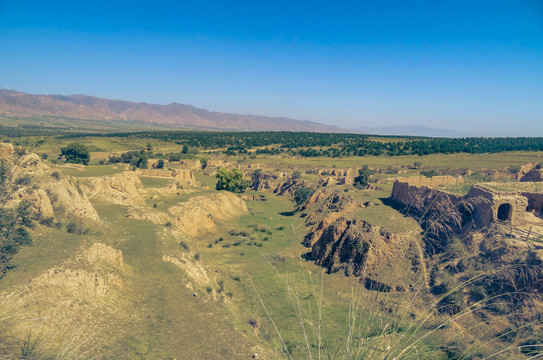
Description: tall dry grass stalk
248,201,542,359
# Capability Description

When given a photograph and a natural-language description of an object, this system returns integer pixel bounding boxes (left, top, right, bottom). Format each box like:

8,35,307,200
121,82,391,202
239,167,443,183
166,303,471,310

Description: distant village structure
391,171,543,231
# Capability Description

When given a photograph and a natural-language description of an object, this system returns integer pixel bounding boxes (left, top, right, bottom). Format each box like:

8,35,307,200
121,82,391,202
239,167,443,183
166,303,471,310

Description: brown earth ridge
0,90,349,132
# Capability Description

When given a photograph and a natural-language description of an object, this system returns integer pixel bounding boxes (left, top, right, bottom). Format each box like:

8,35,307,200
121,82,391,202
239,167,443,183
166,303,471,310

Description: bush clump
215,168,249,193
61,143,90,165
294,187,315,207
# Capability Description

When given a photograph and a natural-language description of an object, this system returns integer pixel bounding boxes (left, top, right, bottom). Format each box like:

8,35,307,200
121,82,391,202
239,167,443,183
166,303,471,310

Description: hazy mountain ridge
0,90,347,132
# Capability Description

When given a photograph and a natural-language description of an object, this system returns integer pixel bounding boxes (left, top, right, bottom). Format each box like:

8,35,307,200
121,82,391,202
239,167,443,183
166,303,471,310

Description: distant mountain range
0,90,347,133
354,125,475,138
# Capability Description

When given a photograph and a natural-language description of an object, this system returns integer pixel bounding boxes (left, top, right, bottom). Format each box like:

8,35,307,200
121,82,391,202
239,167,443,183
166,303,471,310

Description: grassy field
246,151,543,170
2,134,541,358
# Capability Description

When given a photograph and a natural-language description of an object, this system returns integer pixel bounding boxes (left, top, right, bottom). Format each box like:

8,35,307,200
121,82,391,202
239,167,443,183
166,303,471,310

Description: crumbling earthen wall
394,175,463,188
392,178,543,228
391,180,463,207
140,169,172,177
179,159,201,170
173,169,194,182
520,164,543,182
467,185,529,227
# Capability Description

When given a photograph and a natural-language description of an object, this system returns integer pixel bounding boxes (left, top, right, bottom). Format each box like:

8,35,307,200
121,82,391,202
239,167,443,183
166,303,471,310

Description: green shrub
353,166,375,189
15,174,32,186
421,169,438,178
294,187,315,207
61,143,90,165
39,216,55,227
215,168,249,193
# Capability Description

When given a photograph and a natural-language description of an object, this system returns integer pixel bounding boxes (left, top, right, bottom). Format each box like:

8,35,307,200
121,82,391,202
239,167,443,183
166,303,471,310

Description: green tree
199,157,208,169
156,159,165,169
294,187,315,207
353,166,374,189
215,168,249,193
61,142,90,165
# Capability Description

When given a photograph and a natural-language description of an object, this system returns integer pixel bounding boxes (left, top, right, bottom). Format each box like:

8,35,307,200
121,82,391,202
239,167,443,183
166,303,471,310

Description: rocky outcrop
394,175,464,188
42,177,101,222
311,218,420,289
139,168,199,186
1,243,125,353
303,190,367,247
173,169,196,184
251,171,289,191
62,163,86,171
275,178,305,198
179,159,202,170
84,171,145,206
163,254,213,288
205,160,234,170
317,176,334,187
0,142,13,159
23,189,56,220
168,192,247,237
83,243,124,267
125,206,171,225
13,153,49,176
520,163,543,182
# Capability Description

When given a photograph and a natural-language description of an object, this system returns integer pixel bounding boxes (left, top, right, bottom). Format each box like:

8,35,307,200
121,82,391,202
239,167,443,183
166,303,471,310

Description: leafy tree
294,187,315,207
215,168,249,193
156,159,165,169
353,166,374,189
182,144,190,154
199,157,208,169
61,142,90,165
107,150,148,169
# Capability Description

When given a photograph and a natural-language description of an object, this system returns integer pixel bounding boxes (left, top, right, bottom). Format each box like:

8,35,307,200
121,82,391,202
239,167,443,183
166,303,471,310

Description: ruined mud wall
140,169,172,177
391,179,463,207
467,185,530,227
524,193,543,214
394,175,463,188
179,159,202,170
520,164,543,182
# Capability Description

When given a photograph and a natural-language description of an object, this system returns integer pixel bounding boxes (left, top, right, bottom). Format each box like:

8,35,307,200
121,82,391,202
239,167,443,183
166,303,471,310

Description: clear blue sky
1,0,542,135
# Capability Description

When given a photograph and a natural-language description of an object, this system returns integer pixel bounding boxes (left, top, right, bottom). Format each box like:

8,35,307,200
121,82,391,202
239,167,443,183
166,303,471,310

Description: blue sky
0,0,542,135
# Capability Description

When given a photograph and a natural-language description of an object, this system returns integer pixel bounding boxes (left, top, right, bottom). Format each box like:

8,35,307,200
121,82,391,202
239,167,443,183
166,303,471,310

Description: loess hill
0,136,542,359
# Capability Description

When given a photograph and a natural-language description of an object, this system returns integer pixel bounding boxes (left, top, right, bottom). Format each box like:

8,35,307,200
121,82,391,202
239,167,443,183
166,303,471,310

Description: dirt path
103,207,255,359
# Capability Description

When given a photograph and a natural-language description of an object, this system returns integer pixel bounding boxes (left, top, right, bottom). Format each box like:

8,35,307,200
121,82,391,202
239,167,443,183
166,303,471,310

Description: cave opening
497,203,512,221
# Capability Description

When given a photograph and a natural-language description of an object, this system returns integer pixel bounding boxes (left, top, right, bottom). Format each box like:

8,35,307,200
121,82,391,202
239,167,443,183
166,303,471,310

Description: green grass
93,202,257,358
2,143,541,359
60,163,125,177
139,175,173,188
247,151,543,171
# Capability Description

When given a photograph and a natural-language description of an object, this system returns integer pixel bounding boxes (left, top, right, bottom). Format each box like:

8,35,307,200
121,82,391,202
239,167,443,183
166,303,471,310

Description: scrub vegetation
0,129,542,359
